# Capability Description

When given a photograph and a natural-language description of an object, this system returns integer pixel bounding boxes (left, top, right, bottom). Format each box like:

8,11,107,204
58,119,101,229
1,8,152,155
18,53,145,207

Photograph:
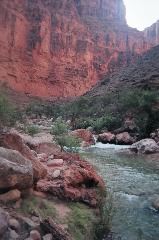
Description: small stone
47,159,64,167
30,230,41,240
9,229,19,239
42,233,53,240
48,155,54,160
0,189,21,203
52,169,61,179
9,218,20,232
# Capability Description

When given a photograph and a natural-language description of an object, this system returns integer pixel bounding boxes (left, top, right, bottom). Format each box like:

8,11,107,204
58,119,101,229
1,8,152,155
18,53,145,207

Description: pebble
52,169,61,179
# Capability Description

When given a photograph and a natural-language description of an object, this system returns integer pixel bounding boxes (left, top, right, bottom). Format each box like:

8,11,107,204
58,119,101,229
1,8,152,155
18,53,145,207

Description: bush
51,118,81,151
25,125,40,136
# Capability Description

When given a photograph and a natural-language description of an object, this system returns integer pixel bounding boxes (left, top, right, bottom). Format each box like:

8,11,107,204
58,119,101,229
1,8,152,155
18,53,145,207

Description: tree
51,118,81,152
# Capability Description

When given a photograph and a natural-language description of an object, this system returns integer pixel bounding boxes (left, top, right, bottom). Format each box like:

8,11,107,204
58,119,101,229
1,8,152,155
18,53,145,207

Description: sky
123,0,159,30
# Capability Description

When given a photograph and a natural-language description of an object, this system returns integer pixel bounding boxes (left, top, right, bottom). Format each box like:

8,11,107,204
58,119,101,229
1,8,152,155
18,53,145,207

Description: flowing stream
82,143,159,240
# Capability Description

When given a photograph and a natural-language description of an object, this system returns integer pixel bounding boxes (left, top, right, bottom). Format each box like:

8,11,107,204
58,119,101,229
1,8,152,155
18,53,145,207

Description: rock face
89,44,159,97
144,20,159,46
0,0,155,98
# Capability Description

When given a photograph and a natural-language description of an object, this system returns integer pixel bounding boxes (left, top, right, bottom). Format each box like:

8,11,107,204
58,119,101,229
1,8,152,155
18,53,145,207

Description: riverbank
0,123,105,239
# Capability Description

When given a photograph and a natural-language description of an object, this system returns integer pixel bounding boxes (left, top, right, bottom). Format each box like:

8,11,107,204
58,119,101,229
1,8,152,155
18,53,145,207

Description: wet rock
98,132,115,144
116,132,135,145
0,147,33,190
0,190,21,203
71,129,95,145
0,208,9,237
150,129,159,143
131,139,159,154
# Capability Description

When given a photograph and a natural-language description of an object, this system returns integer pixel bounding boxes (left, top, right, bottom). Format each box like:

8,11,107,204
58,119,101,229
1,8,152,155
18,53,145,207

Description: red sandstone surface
0,0,158,98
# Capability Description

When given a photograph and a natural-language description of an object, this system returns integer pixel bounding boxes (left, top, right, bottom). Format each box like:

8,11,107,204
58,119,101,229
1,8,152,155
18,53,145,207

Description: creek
82,143,159,240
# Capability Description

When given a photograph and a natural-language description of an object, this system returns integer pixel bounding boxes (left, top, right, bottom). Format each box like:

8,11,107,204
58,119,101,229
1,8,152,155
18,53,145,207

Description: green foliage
0,94,19,128
51,118,80,151
25,124,40,136
67,203,97,240
20,196,57,219
94,191,115,240
25,89,159,137
51,117,69,136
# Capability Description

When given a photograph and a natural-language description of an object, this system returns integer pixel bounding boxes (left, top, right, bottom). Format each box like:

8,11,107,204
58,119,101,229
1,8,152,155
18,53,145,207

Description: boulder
98,132,115,144
71,129,95,145
37,152,104,207
0,147,33,190
150,129,159,143
116,132,135,145
0,133,47,181
0,208,9,237
131,139,159,154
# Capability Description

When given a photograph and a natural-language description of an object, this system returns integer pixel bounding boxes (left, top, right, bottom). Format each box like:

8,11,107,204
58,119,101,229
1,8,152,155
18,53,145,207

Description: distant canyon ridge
0,0,159,98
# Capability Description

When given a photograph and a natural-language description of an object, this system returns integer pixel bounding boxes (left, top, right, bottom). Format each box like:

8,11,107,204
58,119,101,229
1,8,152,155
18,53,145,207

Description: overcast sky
123,0,159,30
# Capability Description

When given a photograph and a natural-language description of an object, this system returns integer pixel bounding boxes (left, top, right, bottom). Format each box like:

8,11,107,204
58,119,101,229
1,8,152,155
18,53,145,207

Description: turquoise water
82,143,159,240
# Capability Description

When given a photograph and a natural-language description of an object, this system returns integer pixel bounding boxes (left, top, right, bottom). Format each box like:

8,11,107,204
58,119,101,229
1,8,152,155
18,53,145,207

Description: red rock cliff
0,0,156,98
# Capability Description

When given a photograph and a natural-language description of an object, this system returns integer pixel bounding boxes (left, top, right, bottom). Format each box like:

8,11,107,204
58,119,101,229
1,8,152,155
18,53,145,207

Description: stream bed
82,143,159,240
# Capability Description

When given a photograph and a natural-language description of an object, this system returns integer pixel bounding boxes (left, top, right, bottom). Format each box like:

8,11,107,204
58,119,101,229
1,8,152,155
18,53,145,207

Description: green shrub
51,117,69,136
51,118,80,151
25,125,40,136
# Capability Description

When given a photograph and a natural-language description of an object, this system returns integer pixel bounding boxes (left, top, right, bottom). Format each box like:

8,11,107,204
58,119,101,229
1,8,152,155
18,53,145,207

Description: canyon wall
144,20,159,46
0,0,156,98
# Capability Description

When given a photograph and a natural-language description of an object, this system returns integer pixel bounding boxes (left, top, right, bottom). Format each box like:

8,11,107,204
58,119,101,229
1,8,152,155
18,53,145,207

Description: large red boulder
71,129,95,146
37,152,104,207
116,132,135,145
0,133,47,181
98,132,115,144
